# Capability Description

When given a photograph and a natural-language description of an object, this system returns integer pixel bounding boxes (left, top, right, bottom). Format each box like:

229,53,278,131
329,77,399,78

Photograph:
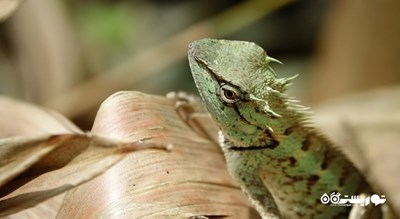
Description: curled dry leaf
0,96,82,138
0,133,166,217
0,95,168,217
57,91,258,219
0,95,82,218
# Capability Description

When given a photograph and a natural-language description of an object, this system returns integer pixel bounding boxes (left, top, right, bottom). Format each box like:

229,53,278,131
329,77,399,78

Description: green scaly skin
188,39,377,218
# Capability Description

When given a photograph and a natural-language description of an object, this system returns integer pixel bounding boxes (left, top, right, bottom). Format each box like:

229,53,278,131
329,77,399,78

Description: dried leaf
0,96,81,138
3,194,64,219
57,91,258,219
314,86,400,217
0,135,62,188
0,95,167,217
0,95,83,217
0,133,167,217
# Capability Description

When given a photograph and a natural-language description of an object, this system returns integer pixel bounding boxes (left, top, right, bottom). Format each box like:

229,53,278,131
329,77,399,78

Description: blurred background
0,0,399,130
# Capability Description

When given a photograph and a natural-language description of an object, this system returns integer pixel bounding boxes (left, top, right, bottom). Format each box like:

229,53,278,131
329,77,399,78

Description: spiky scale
188,39,379,218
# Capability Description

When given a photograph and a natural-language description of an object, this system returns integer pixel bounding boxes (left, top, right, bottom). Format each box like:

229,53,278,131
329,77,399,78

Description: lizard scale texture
188,39,379,219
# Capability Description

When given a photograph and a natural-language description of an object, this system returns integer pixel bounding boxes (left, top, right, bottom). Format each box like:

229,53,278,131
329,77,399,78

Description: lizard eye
220,84,241,104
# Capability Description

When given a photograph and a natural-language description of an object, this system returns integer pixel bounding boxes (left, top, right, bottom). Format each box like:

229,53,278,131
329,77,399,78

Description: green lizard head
188,39,299,147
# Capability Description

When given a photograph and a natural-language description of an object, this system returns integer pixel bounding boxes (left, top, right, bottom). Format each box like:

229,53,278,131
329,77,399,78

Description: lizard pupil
219,84,241,104
224,90,236,99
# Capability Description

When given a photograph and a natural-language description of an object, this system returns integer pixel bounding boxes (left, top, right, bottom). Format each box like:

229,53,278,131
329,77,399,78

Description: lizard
187,38,383,219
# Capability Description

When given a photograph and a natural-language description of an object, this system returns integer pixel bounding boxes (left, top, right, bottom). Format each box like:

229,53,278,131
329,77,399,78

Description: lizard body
188,39,378,218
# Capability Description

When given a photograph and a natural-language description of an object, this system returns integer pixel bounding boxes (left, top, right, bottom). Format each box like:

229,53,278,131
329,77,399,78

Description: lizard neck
267,104,312,146
220,94,312,149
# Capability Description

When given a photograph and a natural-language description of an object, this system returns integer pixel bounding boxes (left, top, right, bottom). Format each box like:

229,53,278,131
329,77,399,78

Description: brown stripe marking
284,121,301,136
301,134,312,151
